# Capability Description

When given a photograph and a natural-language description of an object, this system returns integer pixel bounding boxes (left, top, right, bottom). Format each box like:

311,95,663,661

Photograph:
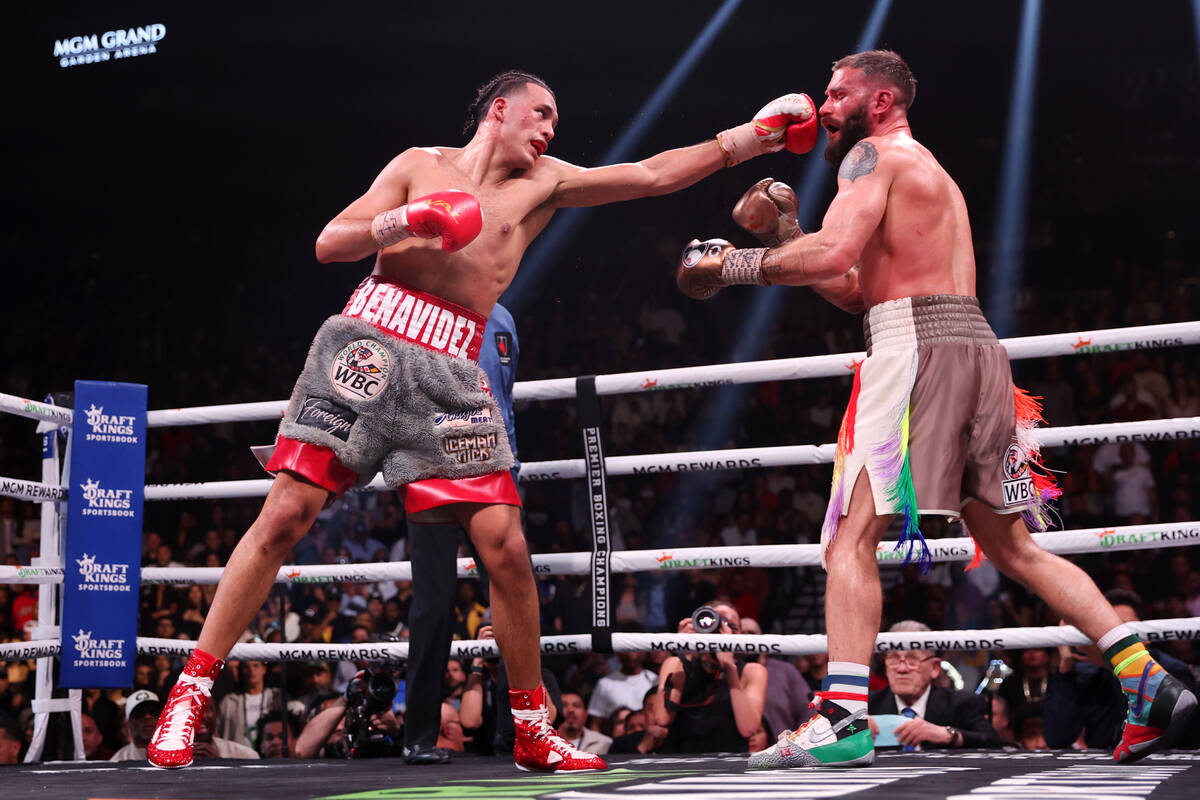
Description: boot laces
154,679,210,751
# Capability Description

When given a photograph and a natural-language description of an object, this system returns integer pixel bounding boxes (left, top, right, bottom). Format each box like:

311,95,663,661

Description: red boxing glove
371,190,484,252
785,105,819,155
717,93,816,167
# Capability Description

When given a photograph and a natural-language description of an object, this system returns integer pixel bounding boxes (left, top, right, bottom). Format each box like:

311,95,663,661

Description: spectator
194,703,259,760
110,690,162,761
558,692,612,754
608,707,632,739
1110,443,1158,524
452,582,487,642
989,696,1016,744
0,716,22,764
80,711,114,760
741,617,813,737
999,647,1051,713
586,650,658,733
1043,589,1198,750
608,688,669,755
437,702,465,753
868,621,1000,750
443,659,467,711
216,660,281,750
255,710,301,759
81,688,122,752
656,602,767,753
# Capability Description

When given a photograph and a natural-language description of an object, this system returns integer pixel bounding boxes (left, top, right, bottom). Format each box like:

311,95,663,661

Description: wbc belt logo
330,339,391,401
1001,443,1035,507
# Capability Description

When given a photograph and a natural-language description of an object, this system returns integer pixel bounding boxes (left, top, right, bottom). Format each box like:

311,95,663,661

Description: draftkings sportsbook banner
60,381,147,687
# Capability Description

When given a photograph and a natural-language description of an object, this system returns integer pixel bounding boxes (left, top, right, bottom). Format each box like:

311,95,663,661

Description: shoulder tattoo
838,141,879,182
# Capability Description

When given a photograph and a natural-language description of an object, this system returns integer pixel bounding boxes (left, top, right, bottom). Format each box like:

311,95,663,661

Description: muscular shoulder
836,137,899,183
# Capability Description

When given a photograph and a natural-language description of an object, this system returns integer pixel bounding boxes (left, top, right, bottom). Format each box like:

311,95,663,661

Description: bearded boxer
147,70,818,773
677,50,1195,769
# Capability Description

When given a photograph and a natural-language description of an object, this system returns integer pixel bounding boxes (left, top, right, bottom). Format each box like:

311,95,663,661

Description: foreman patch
330,339,390,401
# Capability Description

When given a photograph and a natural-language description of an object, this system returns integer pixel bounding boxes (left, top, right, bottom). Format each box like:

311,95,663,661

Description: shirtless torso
314,80,748,317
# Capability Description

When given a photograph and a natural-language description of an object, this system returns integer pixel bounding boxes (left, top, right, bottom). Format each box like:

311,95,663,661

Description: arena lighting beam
986,0,1043,338
714,0,894,373
656,0,894,541
500,0,743,312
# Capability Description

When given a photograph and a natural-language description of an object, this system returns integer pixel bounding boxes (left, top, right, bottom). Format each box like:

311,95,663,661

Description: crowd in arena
1,49,1199,763
0,250,1196,764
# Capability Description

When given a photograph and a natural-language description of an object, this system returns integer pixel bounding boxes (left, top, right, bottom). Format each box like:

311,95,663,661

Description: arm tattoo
838,141,878,182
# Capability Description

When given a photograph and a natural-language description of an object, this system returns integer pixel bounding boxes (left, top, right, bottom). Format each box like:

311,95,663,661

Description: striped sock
1104,633,1153,679
821,661,870,714
1103,632,1167,725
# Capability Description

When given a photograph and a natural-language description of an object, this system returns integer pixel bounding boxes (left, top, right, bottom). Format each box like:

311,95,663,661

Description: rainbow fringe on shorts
822,355,931,572
1012,386,1062,532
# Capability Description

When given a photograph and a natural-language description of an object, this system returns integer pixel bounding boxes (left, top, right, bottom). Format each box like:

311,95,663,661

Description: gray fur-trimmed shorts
274,314,514,490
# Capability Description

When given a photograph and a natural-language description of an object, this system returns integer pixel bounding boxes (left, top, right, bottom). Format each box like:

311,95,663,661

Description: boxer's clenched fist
370,189,484,252
732,178,801,246
717,93,818,167
676,238,768,300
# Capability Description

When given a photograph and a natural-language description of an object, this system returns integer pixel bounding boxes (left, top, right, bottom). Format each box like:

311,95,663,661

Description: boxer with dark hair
680,49,1195,769
148,70,818,773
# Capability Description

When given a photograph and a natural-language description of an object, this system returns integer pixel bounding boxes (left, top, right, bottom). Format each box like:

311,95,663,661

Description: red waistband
342,276,486,361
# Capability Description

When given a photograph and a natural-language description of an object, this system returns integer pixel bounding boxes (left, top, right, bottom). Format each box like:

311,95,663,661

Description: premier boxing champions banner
60,381,147,687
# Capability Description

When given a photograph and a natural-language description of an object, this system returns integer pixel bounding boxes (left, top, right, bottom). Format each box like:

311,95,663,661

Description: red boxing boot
511,685,606,772
147,649,224,768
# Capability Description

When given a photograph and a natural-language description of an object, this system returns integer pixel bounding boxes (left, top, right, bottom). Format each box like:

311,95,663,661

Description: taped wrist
716,122,759,168
370,205,411,248
721,247,768,286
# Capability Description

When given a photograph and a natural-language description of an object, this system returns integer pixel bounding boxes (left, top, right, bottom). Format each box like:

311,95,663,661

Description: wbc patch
495,332,512,366
296,396,358,442
1001,442,1035,507
329,339,390,401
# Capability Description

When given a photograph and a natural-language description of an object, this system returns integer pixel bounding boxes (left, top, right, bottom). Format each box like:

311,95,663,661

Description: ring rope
0,393,75,428
2,521,1196,586
0,416,1168,504
136,321,1200,426
6,618,1198,664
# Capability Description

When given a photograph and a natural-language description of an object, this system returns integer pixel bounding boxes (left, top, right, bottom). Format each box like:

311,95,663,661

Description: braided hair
463,70,554,138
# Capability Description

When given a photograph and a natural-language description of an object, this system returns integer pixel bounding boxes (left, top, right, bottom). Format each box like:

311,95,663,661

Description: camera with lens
343,667,397,758
691,605,726,634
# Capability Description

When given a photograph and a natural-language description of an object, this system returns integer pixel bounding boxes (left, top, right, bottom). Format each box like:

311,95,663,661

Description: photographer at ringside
292,662,402,759
655,602,767,753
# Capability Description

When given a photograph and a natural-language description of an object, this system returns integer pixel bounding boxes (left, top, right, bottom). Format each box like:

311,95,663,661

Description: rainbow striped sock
1104,634,1164,725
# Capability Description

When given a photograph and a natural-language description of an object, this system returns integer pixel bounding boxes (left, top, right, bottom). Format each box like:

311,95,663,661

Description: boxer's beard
824,104,871,164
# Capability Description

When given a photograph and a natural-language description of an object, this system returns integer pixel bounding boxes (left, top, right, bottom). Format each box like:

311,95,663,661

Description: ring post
26,393,83,762
59,382,147,691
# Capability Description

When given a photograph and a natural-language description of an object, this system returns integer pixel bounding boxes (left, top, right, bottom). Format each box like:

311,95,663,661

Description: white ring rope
0,393,75,428
7,618,1199,664
5,413,1194,503
2,521,1196,586
81,416,1188,503
135,321,1200,426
